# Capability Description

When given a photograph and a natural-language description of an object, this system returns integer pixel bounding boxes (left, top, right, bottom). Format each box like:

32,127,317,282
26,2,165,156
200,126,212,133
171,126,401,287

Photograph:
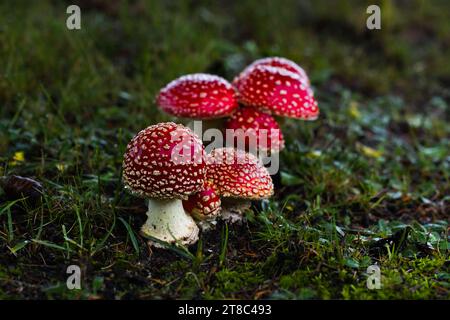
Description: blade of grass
6,209,14,242
0,198,23,216
0,199,24,242
32,239,73,252
8,240,30,256
91,211,116,257
219,223,229,267
8,98,26,129
118,217,140,255
74,207,84,249
142,233,195,260
62,224,71,258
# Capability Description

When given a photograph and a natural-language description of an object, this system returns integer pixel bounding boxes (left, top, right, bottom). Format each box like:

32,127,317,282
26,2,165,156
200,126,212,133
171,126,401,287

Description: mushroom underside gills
220,198,252,224
141,198,199,247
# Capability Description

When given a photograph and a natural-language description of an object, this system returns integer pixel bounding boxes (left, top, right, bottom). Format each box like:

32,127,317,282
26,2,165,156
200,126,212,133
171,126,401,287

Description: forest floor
0,1,449,299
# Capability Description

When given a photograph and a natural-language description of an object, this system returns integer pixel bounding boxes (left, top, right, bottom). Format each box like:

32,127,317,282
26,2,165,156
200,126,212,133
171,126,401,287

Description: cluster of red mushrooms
122,57,320,247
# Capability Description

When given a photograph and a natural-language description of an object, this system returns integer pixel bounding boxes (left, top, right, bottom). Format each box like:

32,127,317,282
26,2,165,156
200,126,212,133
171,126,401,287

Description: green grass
0,0,449,299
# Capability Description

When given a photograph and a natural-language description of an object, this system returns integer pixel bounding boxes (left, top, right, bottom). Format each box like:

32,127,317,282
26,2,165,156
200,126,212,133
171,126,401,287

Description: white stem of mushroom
141,199,199,247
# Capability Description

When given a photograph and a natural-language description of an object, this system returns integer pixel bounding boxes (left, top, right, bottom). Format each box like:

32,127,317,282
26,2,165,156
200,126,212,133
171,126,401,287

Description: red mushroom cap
123,122,206,199
183,180,221,220
235,65,319,120
156,73,238,119
225,106,285,153
233,57,310,91
206,147,273,199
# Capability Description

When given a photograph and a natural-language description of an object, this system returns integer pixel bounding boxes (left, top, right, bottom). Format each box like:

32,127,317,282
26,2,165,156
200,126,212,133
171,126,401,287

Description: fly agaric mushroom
157,73,238,120
234,64,319,120
224,106,285,154
206,147,274,222
122,122,206,246
233,56,310,92
183,180,221,220
183,180,221,230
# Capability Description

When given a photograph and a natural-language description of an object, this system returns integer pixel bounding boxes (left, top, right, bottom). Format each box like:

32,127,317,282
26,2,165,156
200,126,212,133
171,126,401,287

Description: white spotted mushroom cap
156,73,238,119
206,147,274,200
122,122,206,200
233,64,319,120
225,106,285,153
233,56,310,92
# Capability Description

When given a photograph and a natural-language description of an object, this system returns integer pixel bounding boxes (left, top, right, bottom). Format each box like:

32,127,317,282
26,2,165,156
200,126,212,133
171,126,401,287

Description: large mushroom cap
156,73,238,119
123,122,206,199
234,65,319,120
206,147,274,199
233,57,310,91
225,106,285,153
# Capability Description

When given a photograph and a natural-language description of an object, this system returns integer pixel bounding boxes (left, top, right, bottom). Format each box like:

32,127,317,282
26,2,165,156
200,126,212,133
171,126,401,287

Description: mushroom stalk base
141,199,199,247
220,199,252,224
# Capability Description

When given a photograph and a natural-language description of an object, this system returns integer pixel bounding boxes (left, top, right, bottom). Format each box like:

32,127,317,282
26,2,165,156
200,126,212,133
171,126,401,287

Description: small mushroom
224,106,285,154
183,180,221,230
233,61,319,120
206,147,274,223
122,122,206,247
